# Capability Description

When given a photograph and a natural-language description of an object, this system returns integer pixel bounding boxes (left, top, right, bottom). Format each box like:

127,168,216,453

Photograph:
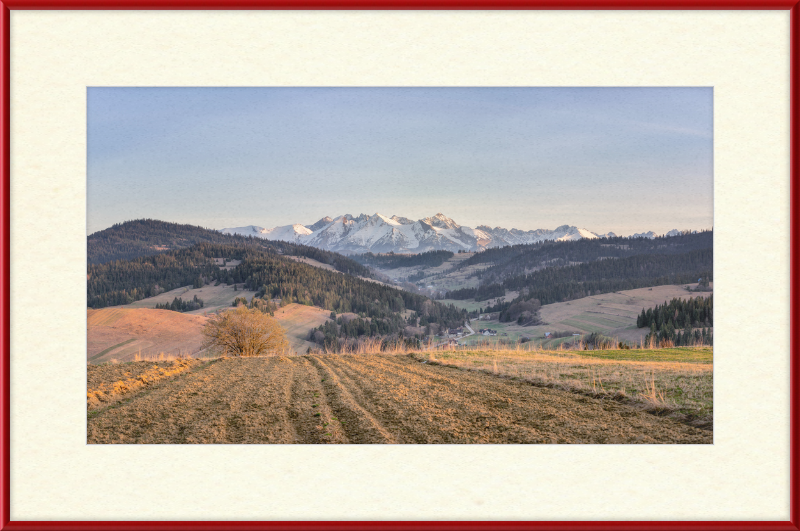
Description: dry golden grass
87,359,198,410
415,347,713,426
308,338,711,425
87,308,209,363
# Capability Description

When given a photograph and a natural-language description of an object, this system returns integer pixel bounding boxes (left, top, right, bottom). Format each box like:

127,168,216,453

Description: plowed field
88,354,711,444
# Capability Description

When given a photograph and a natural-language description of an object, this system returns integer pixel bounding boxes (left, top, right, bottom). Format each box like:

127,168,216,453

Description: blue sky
87,87,713,236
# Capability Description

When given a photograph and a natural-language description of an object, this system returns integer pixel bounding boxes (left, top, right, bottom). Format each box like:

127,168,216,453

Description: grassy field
272,304,332,355
419,346,713,425
124,283,258,315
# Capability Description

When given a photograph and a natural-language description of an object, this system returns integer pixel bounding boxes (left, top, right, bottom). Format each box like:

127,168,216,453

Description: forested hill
88,219,247,264
452,248,712,310
87,242,466,335
87,219,371,278
462,230,713,284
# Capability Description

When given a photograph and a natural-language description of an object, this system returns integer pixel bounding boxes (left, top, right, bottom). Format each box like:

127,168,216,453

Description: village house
448,327,464,337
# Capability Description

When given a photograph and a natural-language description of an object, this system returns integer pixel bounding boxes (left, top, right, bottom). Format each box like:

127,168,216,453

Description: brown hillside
87,308,208,364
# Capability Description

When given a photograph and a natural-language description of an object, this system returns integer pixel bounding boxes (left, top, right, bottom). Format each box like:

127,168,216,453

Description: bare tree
202,306,289,357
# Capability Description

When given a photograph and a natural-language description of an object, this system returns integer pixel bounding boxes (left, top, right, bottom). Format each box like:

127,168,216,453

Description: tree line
644,326,713,347
637,295,712,330
155,295,205,312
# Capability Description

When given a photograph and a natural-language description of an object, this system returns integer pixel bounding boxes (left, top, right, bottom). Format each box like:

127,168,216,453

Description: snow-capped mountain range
220,213,678,254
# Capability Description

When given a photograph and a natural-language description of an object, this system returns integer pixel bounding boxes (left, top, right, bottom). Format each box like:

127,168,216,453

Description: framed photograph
2,2,797,529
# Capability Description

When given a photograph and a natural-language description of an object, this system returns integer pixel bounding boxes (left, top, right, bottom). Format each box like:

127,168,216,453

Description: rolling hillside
87,308,209,363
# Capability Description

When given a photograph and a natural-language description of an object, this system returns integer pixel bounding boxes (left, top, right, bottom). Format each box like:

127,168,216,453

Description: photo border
1,2,797,530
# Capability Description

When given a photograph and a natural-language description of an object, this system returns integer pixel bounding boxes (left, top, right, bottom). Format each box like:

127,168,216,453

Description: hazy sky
87,87,713,236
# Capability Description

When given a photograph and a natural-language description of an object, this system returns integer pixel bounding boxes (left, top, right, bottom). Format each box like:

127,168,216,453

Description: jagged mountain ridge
220,213,672,254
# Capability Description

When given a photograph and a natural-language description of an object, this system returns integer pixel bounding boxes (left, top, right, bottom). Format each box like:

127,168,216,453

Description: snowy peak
422,213,460,230
220,225,267,236
390,215,414,225
307,216,334,231
220,214,677,254
260,224,312,243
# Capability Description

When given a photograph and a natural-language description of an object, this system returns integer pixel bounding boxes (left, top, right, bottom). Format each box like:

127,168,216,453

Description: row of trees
644,324,714,347
637,295,713,330
155,295,205,312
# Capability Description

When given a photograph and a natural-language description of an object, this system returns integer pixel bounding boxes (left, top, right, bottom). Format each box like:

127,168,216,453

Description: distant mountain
220,224,312,243
220,213,618,254
220,213,686,254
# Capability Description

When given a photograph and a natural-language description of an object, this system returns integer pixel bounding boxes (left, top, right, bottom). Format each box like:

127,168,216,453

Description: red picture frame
1,2,797,530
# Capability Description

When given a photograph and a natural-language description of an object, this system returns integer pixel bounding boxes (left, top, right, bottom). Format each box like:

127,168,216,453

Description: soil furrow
287,357,348,444
89,357,298,443
309,356,396,443
333,354,546,443
319,355,434,443
88,355,711,444
339,355,709,443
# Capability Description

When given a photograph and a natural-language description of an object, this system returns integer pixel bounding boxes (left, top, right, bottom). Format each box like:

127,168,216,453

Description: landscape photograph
86,87,714,444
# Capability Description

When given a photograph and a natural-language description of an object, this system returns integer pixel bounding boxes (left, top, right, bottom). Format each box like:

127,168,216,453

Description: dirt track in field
88,355,711,444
